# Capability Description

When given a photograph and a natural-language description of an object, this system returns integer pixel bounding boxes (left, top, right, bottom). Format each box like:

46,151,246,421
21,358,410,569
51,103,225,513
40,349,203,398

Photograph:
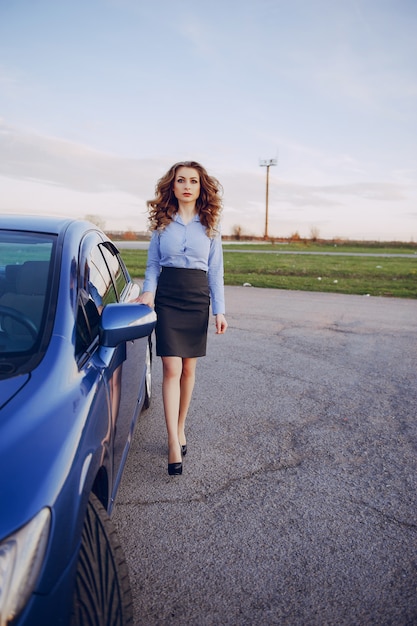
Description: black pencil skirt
154,266,210,358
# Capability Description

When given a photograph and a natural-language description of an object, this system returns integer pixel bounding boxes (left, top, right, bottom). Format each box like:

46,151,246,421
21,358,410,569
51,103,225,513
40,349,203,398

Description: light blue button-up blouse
142,214,225,315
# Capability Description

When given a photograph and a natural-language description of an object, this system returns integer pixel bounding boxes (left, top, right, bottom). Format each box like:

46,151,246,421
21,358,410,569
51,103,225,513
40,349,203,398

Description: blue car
0,216,156,626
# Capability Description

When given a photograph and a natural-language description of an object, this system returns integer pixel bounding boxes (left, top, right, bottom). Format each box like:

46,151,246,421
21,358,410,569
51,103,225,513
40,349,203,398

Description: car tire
71,493,133,626
142,339,152,410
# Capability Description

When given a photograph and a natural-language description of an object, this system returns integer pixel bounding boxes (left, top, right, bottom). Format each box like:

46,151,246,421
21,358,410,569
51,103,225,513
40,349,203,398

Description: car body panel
0,373,30,407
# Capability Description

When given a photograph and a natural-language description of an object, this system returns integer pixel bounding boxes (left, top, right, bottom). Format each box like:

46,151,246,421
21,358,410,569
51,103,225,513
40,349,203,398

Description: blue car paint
0,373,30,408
0,216,156,625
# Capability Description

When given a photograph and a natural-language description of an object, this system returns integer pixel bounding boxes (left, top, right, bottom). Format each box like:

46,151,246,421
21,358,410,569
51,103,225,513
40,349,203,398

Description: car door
95,240,147,489
75,234,132,496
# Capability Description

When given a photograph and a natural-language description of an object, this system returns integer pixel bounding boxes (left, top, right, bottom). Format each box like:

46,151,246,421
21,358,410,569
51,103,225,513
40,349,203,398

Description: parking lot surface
114,286,417,625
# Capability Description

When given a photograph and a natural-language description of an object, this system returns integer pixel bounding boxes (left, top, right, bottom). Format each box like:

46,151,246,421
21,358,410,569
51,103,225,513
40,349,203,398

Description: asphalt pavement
113,286,417,626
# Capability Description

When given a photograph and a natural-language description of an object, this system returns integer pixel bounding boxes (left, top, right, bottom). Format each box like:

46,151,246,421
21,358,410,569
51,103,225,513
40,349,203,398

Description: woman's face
173,167,200,206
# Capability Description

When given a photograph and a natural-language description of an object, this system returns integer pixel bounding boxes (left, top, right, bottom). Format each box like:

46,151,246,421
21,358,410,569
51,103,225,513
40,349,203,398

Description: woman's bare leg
161,356,183,464
178,357,197,446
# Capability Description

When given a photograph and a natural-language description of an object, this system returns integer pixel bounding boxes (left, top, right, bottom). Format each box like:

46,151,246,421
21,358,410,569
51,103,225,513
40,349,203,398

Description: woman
139,161,228,476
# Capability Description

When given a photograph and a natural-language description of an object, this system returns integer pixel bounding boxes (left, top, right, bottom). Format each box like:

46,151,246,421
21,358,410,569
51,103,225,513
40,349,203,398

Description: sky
0,0,416,241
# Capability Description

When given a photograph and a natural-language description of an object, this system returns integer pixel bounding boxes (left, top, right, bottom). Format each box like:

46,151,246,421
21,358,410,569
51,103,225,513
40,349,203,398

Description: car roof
0,214,84,236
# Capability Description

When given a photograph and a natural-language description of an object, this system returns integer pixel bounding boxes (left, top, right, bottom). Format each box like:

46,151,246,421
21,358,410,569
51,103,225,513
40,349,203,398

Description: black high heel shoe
168,443,183,475
181,444,187,456
168,462,183,476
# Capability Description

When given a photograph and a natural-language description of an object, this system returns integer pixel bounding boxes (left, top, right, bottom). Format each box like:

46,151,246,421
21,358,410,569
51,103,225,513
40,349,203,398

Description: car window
75,241,118,361
99,243,129,300
0,230,54,360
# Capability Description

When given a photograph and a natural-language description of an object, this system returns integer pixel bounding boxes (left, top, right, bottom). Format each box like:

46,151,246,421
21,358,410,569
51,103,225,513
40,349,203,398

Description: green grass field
223,241,417,257
223,241,417,254
121,243,417,299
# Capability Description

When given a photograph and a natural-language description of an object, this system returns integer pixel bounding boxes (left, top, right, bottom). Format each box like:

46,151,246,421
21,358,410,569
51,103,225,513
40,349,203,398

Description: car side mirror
99,303,156,347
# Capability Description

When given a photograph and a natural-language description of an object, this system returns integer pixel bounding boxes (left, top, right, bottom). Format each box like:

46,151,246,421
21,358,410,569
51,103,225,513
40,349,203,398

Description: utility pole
259,158,277,239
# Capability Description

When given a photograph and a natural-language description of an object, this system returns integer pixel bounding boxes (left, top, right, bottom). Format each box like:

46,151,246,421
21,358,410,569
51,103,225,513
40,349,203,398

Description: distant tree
232,224,243,240
85,214,106,230
124,229,136,240
310,226,320,242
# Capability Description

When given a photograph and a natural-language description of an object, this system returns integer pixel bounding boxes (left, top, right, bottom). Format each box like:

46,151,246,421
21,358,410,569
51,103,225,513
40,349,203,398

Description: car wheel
143,339,152,410
71,493,133,626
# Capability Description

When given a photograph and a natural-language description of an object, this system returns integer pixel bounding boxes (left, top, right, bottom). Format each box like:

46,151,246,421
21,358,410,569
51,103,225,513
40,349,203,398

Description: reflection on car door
77,234,144,499
97,241,147,490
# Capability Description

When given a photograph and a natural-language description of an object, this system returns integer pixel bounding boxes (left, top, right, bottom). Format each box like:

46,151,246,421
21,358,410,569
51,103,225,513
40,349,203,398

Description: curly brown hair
147,161,223,237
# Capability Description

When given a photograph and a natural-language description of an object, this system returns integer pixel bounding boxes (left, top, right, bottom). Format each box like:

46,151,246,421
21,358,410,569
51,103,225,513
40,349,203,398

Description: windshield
0,230,55,375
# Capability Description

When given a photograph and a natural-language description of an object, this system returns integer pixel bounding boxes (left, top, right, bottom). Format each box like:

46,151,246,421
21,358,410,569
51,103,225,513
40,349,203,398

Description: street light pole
259,158,277,239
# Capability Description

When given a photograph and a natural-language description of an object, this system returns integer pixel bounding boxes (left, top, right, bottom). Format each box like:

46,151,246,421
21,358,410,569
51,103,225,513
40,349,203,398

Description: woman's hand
137,291,155,308
215,313,228,334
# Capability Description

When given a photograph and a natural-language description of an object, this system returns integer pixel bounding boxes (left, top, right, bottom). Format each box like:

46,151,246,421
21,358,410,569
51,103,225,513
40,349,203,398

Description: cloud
1,121,415,241
0,121,160,196
0,121,173,231
177,17,212,58
312,182,405,202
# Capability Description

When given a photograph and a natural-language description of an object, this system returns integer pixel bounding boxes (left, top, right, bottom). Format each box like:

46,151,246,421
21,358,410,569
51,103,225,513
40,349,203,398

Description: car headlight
0,508,51,626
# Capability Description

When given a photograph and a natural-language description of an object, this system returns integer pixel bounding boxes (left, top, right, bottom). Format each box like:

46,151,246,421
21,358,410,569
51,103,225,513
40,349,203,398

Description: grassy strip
223,241,417,254
121,250,149,278
120,249,417,299
224,252,417,298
